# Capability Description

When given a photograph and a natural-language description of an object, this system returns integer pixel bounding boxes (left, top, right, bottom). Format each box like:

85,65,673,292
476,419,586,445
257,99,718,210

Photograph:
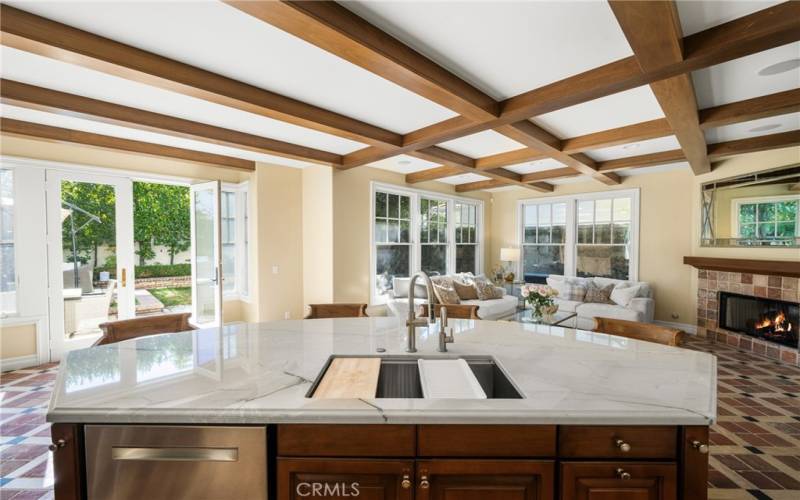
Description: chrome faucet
437,306,454,353
406,271,435,353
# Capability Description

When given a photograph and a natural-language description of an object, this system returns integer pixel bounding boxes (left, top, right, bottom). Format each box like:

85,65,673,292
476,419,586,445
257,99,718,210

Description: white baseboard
654,320,697,335
0,354,40,372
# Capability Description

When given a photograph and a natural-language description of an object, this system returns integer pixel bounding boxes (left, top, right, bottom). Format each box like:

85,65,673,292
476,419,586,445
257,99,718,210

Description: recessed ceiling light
758,58,800,76
749,123,782,133
622,143,640,151
398,159,412,166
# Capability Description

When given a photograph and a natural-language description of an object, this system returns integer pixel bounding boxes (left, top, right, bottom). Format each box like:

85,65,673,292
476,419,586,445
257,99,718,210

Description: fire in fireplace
719,292,799,349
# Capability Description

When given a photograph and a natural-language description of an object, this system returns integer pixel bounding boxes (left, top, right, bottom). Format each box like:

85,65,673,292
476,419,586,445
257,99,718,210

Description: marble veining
47,318,717,425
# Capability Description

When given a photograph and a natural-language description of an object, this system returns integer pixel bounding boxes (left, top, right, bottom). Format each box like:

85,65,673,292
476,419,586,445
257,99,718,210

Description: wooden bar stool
593,317,685,347
420,303,480,320
305,303,368,319
94,312,195,346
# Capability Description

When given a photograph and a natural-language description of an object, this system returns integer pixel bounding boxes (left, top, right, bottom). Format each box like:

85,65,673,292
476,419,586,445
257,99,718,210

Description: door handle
111,447,238,462
121,268,127,288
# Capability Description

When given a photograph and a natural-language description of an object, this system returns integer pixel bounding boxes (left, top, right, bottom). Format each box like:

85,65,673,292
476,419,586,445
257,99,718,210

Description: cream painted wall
490,169,695,324
0,323,37,360
331,166,491,303
302,166,334,306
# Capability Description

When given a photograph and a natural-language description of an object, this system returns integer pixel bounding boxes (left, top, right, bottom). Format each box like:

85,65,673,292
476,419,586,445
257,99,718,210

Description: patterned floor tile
0,339,797,498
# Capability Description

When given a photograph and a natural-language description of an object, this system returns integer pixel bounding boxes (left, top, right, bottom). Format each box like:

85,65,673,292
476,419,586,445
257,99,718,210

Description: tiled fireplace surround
696,270,800,367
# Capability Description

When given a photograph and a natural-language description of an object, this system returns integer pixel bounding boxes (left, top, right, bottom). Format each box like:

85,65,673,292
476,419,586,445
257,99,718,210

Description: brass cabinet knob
692,440,709,454
401,474,411,489
420,475,430,489
615,439,631,452
49,439,66,452
616,468,631,480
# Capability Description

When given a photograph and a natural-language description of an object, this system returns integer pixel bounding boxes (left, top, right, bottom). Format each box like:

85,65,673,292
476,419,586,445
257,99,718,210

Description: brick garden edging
134,276,191,289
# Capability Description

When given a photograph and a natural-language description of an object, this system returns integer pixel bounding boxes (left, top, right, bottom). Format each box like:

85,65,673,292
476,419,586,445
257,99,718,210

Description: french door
190,181,223,328
46,170,135,360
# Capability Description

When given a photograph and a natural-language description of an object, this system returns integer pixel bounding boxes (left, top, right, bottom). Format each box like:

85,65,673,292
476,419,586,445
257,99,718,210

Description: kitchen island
47,317,716,500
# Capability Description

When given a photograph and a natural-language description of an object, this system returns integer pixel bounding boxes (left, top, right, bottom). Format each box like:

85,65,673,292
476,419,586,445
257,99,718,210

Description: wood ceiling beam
0,79,343,166
707,130,800,160
789,182,800,192
225,0,499,121
1,118,256,170
699,88,800,129
0,4,401,149
344,2,800,168
520,168,582,183
610,0,710,175
597,149,686,172
455,179,508,193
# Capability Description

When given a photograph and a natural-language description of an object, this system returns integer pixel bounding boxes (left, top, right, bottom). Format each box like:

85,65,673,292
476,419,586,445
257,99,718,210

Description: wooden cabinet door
416,459,554,500
561,462,677,500
278,458,414,500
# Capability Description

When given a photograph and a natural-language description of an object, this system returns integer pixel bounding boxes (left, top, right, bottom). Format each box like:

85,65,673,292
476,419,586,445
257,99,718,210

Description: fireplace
719,292,799,348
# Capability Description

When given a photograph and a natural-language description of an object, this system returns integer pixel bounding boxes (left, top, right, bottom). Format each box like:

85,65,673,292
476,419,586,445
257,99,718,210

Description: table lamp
499,247,520,283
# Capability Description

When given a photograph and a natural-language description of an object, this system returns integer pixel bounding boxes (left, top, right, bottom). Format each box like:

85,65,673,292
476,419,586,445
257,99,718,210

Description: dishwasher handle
111,447,238,462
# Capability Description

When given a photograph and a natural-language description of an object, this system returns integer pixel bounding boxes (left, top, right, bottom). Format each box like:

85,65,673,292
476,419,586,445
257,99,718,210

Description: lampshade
500,247,520,262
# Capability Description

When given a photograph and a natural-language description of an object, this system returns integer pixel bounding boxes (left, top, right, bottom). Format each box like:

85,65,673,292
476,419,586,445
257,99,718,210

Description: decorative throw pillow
432,282,460,305
474,279,499,300
584,282,615,304
452,280,479,300
490,285,505,299
610,284,642,307
558,282,587,302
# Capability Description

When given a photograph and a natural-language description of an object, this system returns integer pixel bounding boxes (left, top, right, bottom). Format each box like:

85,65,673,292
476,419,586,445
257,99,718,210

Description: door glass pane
221,191,236,293
193,187,216,325
61,180,117,339
1,169,15,315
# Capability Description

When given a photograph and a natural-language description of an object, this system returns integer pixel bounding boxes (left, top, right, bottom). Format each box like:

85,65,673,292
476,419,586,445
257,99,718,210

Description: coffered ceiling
0,0,798,192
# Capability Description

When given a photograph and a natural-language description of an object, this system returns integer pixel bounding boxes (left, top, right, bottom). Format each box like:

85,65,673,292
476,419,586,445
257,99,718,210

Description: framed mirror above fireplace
700,164,800,248
719,291,799,349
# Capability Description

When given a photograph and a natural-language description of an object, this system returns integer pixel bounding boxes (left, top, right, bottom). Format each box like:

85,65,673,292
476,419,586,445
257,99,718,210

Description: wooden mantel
684,256,800,278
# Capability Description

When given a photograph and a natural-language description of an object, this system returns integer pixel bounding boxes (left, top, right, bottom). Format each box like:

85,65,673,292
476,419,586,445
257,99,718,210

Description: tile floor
0,337,798,499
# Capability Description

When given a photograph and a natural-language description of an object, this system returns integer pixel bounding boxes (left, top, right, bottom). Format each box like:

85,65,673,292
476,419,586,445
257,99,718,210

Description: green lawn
149,287,192,307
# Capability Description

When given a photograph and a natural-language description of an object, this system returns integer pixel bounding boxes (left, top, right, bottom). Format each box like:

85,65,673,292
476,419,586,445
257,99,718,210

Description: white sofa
386,275,518,320
546,275,655,330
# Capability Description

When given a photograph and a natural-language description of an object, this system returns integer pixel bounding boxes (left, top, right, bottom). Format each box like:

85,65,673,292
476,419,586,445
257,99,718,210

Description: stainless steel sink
308,355,524,399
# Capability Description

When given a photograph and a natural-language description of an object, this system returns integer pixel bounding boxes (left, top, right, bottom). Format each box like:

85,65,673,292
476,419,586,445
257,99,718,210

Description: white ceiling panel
550,175,591,185
617,162,691,177
504,158,567,175
0,104,313,168
676,0,782,36
343,1,633,100
0,47,366,155
367,154,440,174
437,173,491,185
5,0,457,133
439,131,524,158
692,42,800,109
586,135,681,162
705,112,800,144
531,86,665,138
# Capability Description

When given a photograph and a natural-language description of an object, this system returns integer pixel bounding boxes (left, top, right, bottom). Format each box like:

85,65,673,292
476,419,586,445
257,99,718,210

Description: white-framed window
221,182,250,300
1,168,16,315
371,182,483,304
518,189,639,282
732,195,799,243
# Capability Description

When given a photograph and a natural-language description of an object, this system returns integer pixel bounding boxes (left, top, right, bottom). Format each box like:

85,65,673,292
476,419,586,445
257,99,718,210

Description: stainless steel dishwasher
85,425,267,500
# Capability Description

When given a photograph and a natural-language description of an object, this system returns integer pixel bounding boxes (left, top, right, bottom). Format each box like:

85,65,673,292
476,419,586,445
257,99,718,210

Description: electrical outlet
284,311,290,320
272,265,279,274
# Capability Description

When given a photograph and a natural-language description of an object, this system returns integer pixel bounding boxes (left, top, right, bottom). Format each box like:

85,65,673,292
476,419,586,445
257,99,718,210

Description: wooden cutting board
312,357,381,399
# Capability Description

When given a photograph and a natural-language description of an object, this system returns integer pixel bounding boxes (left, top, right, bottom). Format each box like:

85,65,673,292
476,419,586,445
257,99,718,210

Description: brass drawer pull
401,474,411,489
420,474,430,489
49,439,66,452
692,440,709,454
616,468,632,480
615,439,631,452
111,447,238,462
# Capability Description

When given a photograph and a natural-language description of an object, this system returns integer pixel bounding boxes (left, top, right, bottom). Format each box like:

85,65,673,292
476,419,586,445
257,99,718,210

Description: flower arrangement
520,284,560,320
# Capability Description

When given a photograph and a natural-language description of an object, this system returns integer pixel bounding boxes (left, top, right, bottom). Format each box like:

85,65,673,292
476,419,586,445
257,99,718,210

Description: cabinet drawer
278,424,415,457
418,425,556,457
561,462,677,500
278,458,413,500
559,426,677,459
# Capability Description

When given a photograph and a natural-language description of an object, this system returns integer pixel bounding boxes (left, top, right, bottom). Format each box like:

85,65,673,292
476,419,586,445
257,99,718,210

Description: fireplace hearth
719,292,798,348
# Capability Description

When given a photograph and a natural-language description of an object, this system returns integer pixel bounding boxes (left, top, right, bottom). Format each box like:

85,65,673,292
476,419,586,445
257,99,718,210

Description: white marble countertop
47,318,717,425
